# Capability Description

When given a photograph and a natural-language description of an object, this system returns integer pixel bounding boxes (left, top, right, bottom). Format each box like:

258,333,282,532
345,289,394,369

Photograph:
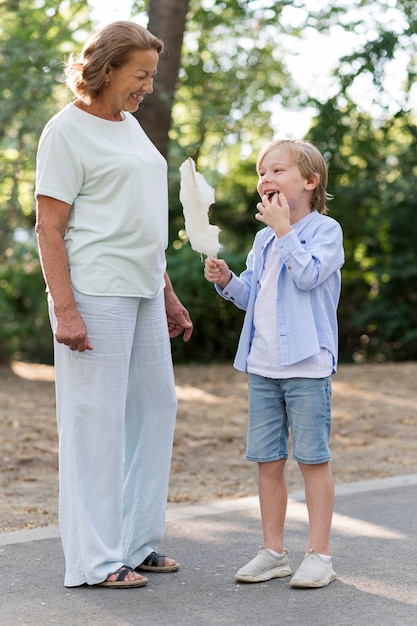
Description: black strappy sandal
136,551,180,573
97,565,148,588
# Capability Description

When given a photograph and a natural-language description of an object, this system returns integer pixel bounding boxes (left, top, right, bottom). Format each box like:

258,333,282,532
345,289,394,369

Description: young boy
204,139,344,588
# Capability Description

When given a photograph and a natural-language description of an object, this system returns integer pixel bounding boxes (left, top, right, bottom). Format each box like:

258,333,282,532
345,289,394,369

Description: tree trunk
133,0,190,159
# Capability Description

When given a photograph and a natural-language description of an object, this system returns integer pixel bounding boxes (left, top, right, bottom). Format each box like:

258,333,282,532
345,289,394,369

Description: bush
0,240,53,364
167,245,247,364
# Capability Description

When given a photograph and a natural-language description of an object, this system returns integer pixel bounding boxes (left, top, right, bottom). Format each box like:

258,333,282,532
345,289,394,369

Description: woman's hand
164,273,193,342
54,307,93,352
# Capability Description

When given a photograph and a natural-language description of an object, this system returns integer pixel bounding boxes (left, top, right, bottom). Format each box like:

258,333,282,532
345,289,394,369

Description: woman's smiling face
104,48,159,113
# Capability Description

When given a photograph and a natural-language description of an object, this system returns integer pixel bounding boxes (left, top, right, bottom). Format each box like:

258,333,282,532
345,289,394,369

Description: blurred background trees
0,0,416,365
0,0,91,363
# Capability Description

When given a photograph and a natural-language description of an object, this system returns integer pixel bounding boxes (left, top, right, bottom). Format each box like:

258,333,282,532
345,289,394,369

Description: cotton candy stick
179,157,221,258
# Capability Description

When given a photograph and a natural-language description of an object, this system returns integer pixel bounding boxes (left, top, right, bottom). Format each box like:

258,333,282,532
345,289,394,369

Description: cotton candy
179,157,221,257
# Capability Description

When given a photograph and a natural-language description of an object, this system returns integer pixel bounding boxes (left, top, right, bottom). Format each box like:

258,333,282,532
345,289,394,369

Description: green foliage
0,0,91,363
1,0,417,365
0,237,52,364
172,0,295,163
347,115,417,361
167,245,247,363
0,0,91,213
165,0,417,365
308,104,417,363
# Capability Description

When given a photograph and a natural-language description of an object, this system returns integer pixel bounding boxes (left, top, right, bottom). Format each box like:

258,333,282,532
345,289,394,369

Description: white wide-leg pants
49,289,178,587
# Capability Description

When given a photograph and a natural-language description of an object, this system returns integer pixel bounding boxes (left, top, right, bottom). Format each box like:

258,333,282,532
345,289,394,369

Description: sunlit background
1,0,416,366
88,0,416,137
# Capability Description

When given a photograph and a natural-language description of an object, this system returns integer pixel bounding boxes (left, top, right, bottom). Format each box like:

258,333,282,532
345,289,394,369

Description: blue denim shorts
246,374,332,465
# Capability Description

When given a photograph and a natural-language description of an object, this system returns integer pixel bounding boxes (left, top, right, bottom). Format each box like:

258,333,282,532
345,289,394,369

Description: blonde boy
205,139,344,588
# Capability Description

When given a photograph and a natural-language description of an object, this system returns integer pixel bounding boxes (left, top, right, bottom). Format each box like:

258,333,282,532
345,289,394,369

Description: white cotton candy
179,157,221,258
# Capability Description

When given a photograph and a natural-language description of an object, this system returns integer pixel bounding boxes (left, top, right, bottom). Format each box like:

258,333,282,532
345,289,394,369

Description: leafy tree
306,0,417,361
133,0,190,158
0,0,91,363
1,0,417,364
165,0,417,363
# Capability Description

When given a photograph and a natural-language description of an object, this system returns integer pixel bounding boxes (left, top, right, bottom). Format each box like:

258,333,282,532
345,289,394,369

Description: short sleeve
35,124,83,205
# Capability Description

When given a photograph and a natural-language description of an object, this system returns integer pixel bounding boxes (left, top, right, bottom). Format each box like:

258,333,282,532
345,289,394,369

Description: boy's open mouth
267,191,276,201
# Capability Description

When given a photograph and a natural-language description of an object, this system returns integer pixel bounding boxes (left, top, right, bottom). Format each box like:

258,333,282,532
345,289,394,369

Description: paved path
1,474,416,625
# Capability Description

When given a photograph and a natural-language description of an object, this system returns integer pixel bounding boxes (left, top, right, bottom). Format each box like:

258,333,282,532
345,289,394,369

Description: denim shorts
246,374,332,465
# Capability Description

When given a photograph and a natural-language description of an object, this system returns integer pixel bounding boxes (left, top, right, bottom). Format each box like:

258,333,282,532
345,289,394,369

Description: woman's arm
35,195,93,352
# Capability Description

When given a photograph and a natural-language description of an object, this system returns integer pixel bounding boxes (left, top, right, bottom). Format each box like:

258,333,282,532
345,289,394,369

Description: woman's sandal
136,551,180,573
97,565,148,588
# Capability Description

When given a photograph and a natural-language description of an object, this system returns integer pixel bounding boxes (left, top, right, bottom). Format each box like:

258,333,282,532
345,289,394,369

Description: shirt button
287,265,292,270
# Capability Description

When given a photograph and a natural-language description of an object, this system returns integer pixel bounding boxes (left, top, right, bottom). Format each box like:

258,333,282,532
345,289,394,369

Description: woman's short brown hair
64,21,164,103
256,139,332,214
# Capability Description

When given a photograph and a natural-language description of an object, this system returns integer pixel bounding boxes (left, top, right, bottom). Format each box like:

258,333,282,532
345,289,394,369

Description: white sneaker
290,550,336,588
235,547,292,583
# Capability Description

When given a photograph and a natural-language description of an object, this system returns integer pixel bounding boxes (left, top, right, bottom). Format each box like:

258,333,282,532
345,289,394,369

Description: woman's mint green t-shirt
36,103,168,298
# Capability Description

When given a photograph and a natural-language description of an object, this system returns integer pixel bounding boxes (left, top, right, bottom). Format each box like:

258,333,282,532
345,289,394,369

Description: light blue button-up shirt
216,210,344,374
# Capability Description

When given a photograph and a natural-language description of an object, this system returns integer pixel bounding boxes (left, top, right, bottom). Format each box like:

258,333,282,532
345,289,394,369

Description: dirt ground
1,361,417,533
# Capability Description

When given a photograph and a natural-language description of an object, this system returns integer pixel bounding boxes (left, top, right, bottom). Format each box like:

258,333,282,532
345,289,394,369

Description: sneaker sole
235,566,292,583
290,571,336,588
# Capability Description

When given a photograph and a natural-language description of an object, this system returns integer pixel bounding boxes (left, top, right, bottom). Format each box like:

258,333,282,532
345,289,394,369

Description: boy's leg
247,375,289,553
297,461,334,555
290,461,336,588
284,377,336,587
284,376,334,554
258,458,287,553
235,376,292,583
235,460,291,582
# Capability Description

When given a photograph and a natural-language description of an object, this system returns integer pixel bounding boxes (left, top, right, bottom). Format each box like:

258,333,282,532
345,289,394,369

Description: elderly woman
35,21,192,588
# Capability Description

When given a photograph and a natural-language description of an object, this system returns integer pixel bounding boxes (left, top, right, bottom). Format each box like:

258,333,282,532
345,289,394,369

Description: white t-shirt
247,235,333,378
36,103,168,297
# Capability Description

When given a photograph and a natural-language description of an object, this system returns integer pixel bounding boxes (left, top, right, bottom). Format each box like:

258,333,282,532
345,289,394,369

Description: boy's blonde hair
256,139,332,214
64,21,164,104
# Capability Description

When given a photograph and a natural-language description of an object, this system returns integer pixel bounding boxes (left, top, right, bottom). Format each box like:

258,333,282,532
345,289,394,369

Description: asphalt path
1,474,416,625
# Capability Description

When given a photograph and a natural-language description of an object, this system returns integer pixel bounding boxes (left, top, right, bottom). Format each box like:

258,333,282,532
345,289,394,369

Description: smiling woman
65,21,161,119
34,20,192,589
73,48,158,120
